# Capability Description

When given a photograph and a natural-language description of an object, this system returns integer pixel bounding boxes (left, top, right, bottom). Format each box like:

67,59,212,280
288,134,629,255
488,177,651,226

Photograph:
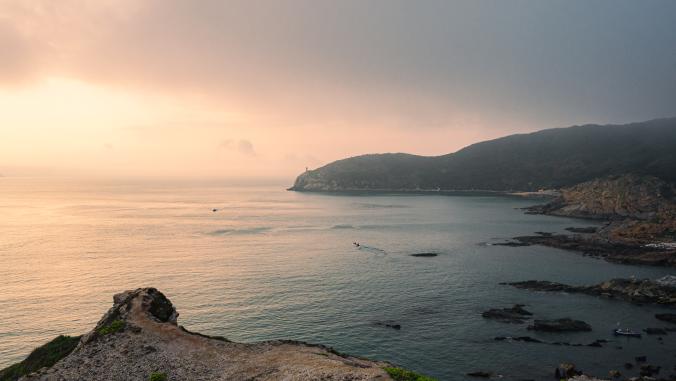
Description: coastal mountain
290,118,676,192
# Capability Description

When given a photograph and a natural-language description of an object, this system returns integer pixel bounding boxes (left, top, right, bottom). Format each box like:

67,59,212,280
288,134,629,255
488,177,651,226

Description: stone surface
481,304,532,323
528,318,592,332
19,288,392,381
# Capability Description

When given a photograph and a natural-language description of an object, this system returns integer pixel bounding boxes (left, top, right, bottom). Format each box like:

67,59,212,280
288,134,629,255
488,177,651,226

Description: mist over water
0,179,673,380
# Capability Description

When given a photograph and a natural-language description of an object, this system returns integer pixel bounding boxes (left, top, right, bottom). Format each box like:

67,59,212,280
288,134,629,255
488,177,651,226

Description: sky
1,0,675,180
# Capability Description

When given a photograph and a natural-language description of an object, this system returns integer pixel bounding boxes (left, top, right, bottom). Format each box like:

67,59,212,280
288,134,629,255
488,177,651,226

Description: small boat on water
613,328,641,338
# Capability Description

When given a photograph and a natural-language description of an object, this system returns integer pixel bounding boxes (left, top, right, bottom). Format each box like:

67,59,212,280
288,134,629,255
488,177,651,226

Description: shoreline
287,187,560,199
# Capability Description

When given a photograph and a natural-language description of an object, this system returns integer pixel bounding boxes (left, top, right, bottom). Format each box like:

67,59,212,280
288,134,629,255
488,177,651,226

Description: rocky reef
499,231,676,267
520,174,676,266
481,304,532,323
526,174,676,243
8,288,396,381
527,318,592,332
504,278,676,306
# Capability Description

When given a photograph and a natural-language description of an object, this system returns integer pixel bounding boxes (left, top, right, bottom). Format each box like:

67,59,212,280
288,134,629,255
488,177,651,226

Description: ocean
0,178,674,380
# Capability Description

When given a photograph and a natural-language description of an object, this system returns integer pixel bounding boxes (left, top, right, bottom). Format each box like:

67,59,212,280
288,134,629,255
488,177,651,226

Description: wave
331,224,355,229
356,244,387,255
208,226,272,235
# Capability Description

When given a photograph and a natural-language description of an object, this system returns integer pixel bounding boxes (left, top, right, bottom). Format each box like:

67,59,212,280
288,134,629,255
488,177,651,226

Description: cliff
290,118,676,192
6,288,397,381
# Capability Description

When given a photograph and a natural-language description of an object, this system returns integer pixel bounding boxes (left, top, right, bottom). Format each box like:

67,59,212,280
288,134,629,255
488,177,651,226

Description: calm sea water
1,178,674,380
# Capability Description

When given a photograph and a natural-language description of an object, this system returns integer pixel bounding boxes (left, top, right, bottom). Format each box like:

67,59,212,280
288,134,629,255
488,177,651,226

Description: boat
613,328,641,338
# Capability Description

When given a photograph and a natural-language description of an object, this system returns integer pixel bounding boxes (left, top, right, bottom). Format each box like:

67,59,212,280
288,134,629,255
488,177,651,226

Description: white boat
613,328,641,338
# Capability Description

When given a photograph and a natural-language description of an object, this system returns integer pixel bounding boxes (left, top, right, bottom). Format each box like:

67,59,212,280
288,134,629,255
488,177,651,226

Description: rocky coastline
1,288,407,381
512,174,676,267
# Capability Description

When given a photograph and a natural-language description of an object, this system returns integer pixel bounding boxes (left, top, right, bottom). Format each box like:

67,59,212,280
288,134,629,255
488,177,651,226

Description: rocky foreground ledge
4,288,401,381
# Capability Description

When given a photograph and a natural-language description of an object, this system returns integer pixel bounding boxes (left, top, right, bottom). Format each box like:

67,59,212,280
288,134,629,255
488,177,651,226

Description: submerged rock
528,318,592,332
410,252,439,257
15,288,393,381
466,371,492,378
492,241,531,247
494,336,543,343
655,313,676,323
565,226,598,233
644,327,668,335
639,364,661,377
374,321,402,330
555,363,579,379
481,304,532,323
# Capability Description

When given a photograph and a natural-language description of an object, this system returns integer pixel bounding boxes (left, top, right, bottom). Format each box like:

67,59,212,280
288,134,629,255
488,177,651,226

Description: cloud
1,0,675,129
1,0,676,180
219,139,255,156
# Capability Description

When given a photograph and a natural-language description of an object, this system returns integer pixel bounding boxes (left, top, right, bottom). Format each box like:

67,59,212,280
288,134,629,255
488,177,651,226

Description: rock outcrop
17,288,394,381
502,232,676,267
481,304,532,323
517,174,676,267
528,318,592,332
504,278,676,306
526,174,676,245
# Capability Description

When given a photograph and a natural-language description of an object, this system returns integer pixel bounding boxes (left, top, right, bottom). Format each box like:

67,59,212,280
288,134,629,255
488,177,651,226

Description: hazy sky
1,0,675,179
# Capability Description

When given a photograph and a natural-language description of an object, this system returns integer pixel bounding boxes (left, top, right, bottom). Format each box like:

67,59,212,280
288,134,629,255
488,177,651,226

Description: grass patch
98,319,125,335
149,372,168,381
0,335,81,381
383,367,437,381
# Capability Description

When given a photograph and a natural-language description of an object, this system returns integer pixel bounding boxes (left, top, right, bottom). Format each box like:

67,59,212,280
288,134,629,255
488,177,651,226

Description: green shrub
383,367,437,381
149,372,168,381
98,319,125,335
0,335,81,381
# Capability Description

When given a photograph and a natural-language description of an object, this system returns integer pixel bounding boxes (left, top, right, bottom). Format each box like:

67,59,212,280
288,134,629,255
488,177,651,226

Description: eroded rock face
20,288,392,381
